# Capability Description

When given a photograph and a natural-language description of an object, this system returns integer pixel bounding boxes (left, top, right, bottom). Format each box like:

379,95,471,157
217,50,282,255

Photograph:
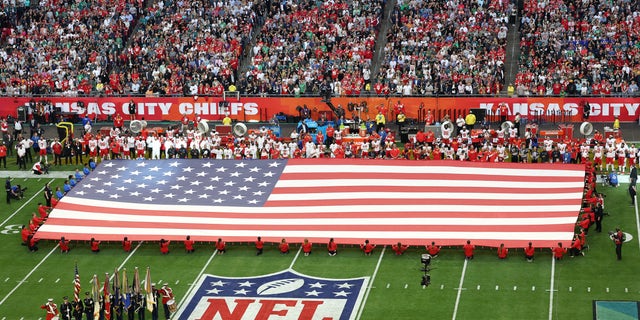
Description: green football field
0,163,639,320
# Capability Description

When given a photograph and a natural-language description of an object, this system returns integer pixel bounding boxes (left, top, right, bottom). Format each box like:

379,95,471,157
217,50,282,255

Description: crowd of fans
242,0,381,96
515,0,640,96
0,0,141,96
119,0,263,96
377,0,512,96
0,0,639,96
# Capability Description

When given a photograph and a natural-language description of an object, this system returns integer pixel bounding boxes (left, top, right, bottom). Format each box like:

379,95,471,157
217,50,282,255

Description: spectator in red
159,239,170,255
497,243,508,259
59,237,69,253
184,236,194,253
302,239,312,256
463,240,475,260
361,239,376,256
216,238,226,254
327,238,338,256
524,242,535,262
122,237,132,252
426,241,441,257
552,242,566,260
392,242,408,255
255,236,264,256
279,238,290,255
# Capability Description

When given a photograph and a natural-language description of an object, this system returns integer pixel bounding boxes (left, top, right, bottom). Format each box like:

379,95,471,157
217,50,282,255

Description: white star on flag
235,162,247,168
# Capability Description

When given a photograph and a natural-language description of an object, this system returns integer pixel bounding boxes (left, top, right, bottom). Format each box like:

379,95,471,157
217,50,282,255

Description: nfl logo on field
176,269,369,320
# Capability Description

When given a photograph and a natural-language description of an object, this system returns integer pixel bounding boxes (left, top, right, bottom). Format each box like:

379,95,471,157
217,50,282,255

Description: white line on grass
356,246,385,320
176,249,218,311
451,258,469,320
0,244,59,306
288,246,302,269
548,256,556,320
633,195,640,253
109,241,143,281
0,179,54,228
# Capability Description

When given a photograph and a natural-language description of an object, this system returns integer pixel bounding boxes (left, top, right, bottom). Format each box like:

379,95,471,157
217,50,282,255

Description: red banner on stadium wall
2,96,639,122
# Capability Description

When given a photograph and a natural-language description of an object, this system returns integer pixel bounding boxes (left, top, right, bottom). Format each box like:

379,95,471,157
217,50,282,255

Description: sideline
0,178,55,228
356,246,386,320
0,244,59,306
548,256,556,320
451,258,469,320
176,249,218,311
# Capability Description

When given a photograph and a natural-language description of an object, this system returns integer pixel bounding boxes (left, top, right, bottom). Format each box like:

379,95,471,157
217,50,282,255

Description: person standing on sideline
40,298,59,320
613,228,625,260
594,202,604,233
5,177,11,204
524,242,535,262
255,236,264,255
327,238,338,256
463,240,475,260
43,182,52,207
0,142,7,169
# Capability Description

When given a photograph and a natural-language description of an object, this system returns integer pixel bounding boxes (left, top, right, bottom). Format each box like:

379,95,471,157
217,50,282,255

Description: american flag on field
34,159,586,248
73,264,81,303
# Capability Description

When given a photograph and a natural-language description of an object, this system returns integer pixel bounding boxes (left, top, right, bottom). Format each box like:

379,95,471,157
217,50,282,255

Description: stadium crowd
515,0,640,96
378,0,512,96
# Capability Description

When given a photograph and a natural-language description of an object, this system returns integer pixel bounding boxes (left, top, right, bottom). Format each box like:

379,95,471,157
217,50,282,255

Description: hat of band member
85,292,90,295
48,298,53,302
151,283,156,286
163,282,168,286
63,296,69,300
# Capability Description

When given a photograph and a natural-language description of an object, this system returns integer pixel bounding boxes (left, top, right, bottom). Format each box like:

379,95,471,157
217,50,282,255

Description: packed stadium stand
0,0,638,97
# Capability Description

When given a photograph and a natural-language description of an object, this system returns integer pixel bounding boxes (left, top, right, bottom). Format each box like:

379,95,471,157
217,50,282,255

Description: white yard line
356,246,386,320
176,250,218,311
288,246,302,269
548,256,556,320
451,258,469,320
0,179,55,228
109,241,143,281
0,244,59,306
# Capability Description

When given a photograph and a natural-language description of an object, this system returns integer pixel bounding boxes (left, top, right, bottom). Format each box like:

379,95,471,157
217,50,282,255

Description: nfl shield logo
175,269,369,320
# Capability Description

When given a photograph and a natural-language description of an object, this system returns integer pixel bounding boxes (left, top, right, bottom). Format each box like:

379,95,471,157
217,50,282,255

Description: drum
51,317,59,320
167,299,177,312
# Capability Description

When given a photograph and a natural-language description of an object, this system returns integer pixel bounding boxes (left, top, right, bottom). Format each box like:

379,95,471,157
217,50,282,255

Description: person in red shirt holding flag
215,238,226,254
463,240,475,260
59,236,70,253
426,241,441,257
255,236,264,255
184,235,194,253
361,239,376,256
279,238,290,254
552,242,566,260
40,298,59,320
21,225,30,245
90,238,100,253
524,242,535,262
37,203,51,219
160,239,170,255
302,239,312,256
392,242,409,255
122,237,132,252
327,238,338,256
497,243,508,259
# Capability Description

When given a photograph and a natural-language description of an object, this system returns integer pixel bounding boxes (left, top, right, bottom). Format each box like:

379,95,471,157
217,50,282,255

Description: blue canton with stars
176,270,368,320
72,159,288,206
